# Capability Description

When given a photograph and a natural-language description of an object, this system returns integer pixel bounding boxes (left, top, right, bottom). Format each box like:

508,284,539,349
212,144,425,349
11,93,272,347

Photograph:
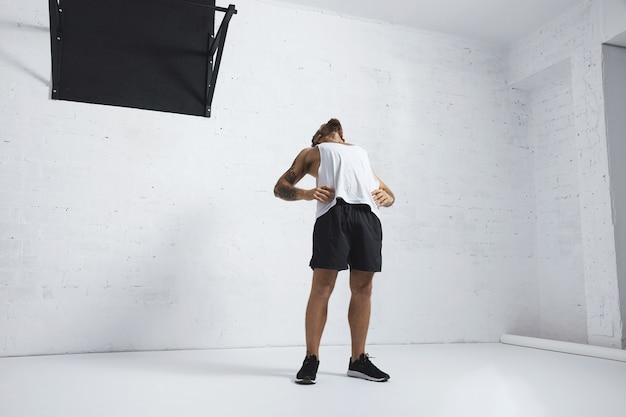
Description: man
274,118,395,385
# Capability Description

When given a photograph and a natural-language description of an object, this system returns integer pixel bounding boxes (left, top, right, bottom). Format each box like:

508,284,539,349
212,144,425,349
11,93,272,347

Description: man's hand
372,188,394,207
306,186,335,203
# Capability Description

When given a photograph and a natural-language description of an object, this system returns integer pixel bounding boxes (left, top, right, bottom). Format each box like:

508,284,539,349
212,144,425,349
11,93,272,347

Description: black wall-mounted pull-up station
48,0,237,117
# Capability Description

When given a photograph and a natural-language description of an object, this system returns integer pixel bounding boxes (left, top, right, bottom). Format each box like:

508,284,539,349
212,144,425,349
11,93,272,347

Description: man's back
316,142,380,218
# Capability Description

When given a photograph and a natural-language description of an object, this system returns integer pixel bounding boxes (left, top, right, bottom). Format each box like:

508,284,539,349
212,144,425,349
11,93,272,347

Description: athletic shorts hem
309,264,349,271
309,263,381,273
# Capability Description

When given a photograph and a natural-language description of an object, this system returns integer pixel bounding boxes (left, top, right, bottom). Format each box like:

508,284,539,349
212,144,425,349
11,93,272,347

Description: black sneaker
347,353,390,382
295,354,319,385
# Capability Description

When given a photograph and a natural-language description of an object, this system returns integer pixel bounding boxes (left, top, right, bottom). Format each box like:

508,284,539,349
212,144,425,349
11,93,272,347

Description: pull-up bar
162,0,238,14
48,0,237,118
206,4,236,116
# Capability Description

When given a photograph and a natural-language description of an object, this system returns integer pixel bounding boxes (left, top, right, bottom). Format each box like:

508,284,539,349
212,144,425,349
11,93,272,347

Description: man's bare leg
305,268,339,357
348,269,374,361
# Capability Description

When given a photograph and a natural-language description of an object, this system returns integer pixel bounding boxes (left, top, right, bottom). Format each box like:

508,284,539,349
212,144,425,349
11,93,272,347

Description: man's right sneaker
295,354,319,385
347,353,390,382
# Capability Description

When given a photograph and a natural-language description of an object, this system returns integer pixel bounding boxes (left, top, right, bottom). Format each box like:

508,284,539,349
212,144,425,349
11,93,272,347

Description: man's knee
311,269,338,299
351,284,372,298
311,282,335,299
350,271,374,297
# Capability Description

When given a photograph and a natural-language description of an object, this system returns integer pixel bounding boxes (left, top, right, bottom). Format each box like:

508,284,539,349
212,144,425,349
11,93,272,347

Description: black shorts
309,199,382,272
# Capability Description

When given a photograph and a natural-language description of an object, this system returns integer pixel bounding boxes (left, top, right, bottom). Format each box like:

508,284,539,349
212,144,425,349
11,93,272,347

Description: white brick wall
602,0,626,41
517,63,588,343
508,0,623,348
506,2,594,84
603,44,626,349
1,0,624,355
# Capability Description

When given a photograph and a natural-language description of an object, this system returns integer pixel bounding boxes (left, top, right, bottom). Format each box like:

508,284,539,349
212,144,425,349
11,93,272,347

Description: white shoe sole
295,377,316,385
347,370,389,382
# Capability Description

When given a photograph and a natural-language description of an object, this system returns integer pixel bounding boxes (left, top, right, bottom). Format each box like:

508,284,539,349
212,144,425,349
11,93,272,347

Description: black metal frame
206,4,237,117
48,0,63,99
162,0,238,116
47,0,237,117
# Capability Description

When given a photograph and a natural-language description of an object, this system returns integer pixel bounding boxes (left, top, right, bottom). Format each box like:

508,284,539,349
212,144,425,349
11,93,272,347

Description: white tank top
316,142,380,219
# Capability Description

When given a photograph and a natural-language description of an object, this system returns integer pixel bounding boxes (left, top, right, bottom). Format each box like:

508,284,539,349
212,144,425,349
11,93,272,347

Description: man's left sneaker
295,354,319,385
347,353,390,382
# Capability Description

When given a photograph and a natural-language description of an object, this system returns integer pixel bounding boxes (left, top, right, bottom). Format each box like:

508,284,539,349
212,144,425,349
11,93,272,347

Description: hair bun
326,118,343,138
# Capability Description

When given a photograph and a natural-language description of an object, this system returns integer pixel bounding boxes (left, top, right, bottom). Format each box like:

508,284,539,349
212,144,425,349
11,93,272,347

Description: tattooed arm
274,147,335,203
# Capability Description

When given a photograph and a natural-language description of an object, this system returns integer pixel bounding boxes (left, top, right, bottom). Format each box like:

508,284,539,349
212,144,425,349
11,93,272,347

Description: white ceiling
274,0,587,45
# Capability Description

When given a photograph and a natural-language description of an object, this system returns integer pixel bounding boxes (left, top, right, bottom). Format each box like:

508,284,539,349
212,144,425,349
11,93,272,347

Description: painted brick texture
508,0,623,348
1,0,624,355
525,68,587,343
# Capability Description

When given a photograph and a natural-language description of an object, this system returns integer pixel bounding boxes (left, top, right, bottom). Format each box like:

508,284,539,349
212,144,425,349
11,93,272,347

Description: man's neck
318,132,344,144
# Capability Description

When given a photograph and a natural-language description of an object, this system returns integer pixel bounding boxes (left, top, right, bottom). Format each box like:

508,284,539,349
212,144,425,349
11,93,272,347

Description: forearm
274,181,309,201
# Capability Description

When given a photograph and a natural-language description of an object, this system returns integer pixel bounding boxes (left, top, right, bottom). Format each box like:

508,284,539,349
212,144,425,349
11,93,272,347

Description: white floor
1,343,625,417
